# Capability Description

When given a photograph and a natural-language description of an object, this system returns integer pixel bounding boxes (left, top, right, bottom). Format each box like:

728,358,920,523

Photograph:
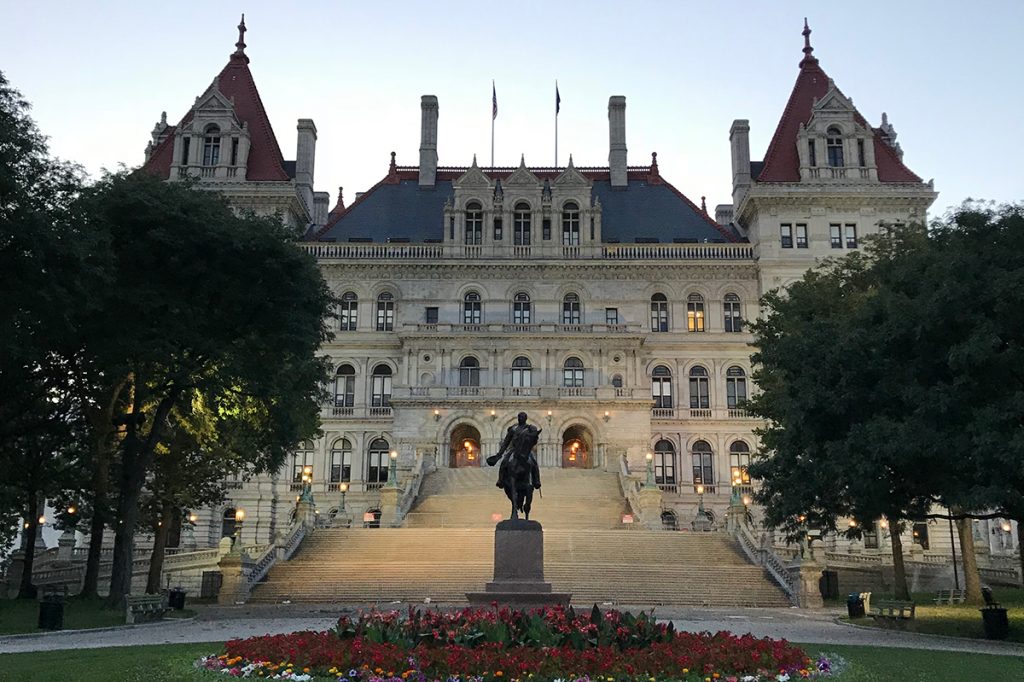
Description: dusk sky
1,1,1021,215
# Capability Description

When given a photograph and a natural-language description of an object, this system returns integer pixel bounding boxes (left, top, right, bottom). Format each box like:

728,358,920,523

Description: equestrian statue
485,411,542,520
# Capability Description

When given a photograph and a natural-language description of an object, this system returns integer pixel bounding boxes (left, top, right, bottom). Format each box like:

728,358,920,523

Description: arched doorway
561,424,592,468
450,423,482,467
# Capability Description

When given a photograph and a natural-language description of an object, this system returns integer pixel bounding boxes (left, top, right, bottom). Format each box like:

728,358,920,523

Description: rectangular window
449,217,455,241
808,139,817,167
795,223,808,248
830,224,842,249
780,223,793,248
493,217,503,241
605,308,619,325
425,307,438,324
230,138,239,166
590,217,595,241
371,375,392,407
845,224,858,249
542,219,551,240
857,139,866,167
180,137,190,165
330,449,351,483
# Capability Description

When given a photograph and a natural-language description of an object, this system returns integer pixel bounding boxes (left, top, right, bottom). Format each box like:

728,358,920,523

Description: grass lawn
0,642,1022,682
0,596,196,635
844,587,1024,643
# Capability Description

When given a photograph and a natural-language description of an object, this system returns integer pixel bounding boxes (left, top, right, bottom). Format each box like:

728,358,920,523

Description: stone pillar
379,486,399,528
295,118,317,215
726,502,746,533
419,95,439,187
790,559,824,609
637,487,663,529
56,529,77,564
608,96,627,187
5,551,25,598
217,551,254,605
467,520,570,605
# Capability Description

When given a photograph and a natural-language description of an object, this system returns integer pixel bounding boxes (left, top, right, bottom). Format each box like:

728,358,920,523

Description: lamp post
385,450,399,488
338,481,348,512
232,508,245,552
696,484,706,518
644,452,656,488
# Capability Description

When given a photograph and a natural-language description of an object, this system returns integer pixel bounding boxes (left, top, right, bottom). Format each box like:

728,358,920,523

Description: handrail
734,522,797,604
395,455,428,525
281,522,306,560
617,455,644,523
245,543,278,587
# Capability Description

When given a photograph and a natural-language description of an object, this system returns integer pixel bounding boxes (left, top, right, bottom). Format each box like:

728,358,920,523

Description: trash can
819,570,839,599
846,592,865,619
38,594,65,631
981,606,1009,640
168,588,186,610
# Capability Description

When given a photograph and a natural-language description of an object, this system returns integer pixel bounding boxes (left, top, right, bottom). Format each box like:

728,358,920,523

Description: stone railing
302,242,754,262
245,543,278,588
405,322,644,335
618,456,644,522
394,455,429,525
734,522,797,604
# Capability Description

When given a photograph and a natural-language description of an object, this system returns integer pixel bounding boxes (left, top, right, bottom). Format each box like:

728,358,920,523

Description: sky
1,0,1021,215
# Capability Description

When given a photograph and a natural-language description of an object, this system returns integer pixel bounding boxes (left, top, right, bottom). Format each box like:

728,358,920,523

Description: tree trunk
146,506,172,594
890,527,910,600
1017,520,1024,589
81,509,106,598
955,516,983,604
17,491,41,599
82,379,125,597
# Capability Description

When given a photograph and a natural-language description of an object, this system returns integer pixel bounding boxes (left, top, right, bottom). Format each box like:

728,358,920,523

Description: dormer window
562,202,580,246
202,125,221,166
465,202,483,245
807,139,817,167
826,127,844,167
514,202,531,245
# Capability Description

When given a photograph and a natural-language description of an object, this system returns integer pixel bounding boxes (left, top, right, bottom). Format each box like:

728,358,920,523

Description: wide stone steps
251,528,790,607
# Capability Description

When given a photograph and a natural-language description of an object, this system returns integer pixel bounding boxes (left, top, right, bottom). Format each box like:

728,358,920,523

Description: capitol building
121,18,1019,598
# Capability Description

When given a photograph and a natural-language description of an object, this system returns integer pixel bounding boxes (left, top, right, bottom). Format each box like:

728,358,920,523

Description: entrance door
561,437,590,468
449,423,482,467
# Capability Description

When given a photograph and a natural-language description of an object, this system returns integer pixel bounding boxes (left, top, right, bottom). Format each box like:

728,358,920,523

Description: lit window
465,202,483,245
723,294,743,333
291,441,314,482
726,366,747,408
826,127,844,167
729,441,751,485
652,365,673,409
650,294,669,332
339,291,358,331
371,364,392,407
561,202,580,245
689,366,710,408
686,294,705,332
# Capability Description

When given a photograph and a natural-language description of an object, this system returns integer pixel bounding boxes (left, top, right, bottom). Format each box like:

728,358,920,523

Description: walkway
1,604,1022,657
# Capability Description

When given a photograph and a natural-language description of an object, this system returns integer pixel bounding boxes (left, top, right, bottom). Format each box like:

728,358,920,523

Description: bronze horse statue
486,412,541,520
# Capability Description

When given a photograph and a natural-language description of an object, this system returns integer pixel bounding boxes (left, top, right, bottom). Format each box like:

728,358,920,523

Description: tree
73,172,334,606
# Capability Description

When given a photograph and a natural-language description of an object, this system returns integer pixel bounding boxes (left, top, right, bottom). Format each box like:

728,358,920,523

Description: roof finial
701,196,707,214
801,18,818,66
234,13,247,56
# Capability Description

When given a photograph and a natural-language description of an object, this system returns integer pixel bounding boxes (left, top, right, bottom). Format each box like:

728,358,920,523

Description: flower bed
196,606,835,681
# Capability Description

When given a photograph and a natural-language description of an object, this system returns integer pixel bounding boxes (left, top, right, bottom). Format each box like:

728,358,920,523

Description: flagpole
555,80,559,167
491,80,495,168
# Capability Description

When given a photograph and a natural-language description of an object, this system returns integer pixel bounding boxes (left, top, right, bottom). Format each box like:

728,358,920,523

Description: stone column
217,551,255,605
379,486,399,528
790,558,824,609
637,487,663,529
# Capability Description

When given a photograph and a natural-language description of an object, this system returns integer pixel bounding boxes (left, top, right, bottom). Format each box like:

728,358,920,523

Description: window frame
780,223,793,248
366,438,391,485
650,293,669,332
654,439,676,485
689,366,710,409
511,356,532,388
686,294,705,333
512,292,531,324
330,439,352,483
651,365,673,409
729,441,751,485
562,293,581,325
458,356,481,387
829,223,842,249
370,364,392,407
795,223,808,248
339,291,358,331
562,356,584,388
335,364,355,407
513,203,531,245
375,292,395,331
462,291,482,325
561,202,580,246
723,294,743,333
826,127,845,167
691,440,714,487
845,223,858,249
465,202,483,245
726,366,747,409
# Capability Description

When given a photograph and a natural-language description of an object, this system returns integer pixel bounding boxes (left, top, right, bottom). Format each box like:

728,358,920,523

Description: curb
0,614,196,642
832,615,1024,654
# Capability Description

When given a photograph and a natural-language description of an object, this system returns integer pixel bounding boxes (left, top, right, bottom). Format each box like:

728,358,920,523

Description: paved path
1,605,1023,657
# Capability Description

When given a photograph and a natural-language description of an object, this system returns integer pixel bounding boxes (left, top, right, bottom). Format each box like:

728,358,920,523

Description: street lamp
338,481,348,512
644,452,656,488
233,508,245,551
695,484,706,517
385,450,399,488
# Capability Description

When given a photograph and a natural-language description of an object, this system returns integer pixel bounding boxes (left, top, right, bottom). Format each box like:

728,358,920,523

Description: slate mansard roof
312,165,740,244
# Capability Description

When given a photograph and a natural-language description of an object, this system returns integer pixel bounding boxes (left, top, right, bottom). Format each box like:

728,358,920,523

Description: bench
934,589,966,605
124,594,169,624
869,600,916,627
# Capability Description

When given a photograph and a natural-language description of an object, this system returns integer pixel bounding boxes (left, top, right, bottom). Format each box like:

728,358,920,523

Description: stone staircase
250,469,790,607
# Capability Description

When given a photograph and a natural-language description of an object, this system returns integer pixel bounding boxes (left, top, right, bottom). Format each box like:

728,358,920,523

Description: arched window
654,439,676,485
366,438,391,485
514,202,531,246
611,374,623,389
291,441,314,482
561,202,580,245
729,441,751,485
371,364,392,407
650,293,669,332
330,438,352,483
375,292,394,332
826,127,844,167
562,293,581,325
459,356,480,386
339,291,358,331
689,366,710,409
723,293,742,333
512,292,531,324
562,356,584,387
651,365,673,409
465,201,483,245
221,507,237,539
686,294,705,332
202,125,220,166
335,364,355,407
463,291,482,324
692,440,714,488
511,356,532,387
726,366,747,409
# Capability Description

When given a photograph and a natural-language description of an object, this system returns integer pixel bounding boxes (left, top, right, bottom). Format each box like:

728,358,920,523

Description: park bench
124,594,169,624
934,588,966,605
869,599,916,627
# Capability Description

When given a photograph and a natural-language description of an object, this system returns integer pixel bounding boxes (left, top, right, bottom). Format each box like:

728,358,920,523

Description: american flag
492,82,498,121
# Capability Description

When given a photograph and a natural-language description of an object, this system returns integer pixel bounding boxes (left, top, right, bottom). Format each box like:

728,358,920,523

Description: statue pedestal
467,519,571,606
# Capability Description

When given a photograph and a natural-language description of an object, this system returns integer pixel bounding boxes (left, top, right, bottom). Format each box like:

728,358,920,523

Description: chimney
608,96,627,187
312,191,329,226
729,119,751,203
419,95,439,187
296,118,317,215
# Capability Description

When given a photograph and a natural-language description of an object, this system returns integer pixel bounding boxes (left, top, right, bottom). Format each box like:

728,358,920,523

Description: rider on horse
486,411,541,490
